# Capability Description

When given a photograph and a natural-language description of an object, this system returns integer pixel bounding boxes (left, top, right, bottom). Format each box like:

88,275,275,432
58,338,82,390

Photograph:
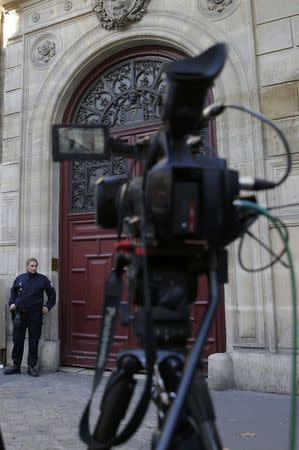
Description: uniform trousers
12,307,43,368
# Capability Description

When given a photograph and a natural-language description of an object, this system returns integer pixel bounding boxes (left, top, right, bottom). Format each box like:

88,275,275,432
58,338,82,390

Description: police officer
4,258,56,377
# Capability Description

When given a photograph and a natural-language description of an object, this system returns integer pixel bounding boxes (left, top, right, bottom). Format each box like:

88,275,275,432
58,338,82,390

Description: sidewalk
0,366,298,450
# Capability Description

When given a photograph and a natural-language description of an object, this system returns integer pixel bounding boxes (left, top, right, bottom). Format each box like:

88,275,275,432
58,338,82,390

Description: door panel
189,275,225,369
63,216,133,367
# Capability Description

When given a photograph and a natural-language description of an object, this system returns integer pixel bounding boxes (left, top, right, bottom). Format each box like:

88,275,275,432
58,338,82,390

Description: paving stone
0,368,297,450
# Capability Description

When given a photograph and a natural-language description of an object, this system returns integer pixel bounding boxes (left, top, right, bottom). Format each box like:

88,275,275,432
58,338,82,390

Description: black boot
3,365,21,375
27,366,39,377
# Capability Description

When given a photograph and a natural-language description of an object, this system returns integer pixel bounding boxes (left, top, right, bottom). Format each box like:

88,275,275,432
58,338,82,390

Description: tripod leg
0,426,5,450
156,268,222,450
152,356,205,450
185,372,223,450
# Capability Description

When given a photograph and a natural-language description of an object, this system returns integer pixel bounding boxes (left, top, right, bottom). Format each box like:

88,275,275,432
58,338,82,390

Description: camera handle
88,350,184,450
88,354,143,449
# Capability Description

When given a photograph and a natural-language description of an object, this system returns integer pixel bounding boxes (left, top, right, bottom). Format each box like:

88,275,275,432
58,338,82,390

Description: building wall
210,0,299,393
0,0,298,392
0,2,22,354
219,0,299,392
0,5,5,354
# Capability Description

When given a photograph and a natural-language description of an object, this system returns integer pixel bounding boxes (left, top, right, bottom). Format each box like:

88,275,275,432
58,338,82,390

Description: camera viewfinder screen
52,124,109,161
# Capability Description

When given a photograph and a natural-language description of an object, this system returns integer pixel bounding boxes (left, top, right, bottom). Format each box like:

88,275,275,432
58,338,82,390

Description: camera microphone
202,102,225,120
239,176,276,191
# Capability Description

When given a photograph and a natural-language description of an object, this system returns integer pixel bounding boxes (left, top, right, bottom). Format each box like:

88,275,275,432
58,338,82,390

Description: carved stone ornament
198,0,239,19
91,0,150,30
31,35,60,69
32,13,40,23
208,0,232,12
64,1,73,11
37,40,56,63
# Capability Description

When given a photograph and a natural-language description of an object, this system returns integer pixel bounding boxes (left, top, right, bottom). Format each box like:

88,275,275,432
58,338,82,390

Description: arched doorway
60,46,226,368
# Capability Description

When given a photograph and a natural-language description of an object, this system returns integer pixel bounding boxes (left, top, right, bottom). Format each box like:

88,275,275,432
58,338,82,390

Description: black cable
238,215,289,272
225,104,292,188
108,186,157,443
247,229,288,267
267,202,299,211
103,166,156,447
0,426,5,450
90,140,154,447
117,155,138,240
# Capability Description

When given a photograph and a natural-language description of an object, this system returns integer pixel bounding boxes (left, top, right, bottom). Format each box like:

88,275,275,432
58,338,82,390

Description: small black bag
13,312,22,328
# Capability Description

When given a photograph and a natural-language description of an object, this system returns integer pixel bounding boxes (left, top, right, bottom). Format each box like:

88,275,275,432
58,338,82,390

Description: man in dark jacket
4,257,56,377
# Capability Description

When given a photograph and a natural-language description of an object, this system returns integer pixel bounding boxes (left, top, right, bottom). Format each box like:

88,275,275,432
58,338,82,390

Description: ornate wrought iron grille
70,56,170,213
70,55,211,213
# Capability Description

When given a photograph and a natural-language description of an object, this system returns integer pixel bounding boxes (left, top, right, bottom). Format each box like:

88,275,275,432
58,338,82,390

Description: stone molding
0,190,18,245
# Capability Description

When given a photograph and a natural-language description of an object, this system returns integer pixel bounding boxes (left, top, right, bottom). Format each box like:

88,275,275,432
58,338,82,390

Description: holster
10,308,15,321
14,312,22,328
11,307,22,328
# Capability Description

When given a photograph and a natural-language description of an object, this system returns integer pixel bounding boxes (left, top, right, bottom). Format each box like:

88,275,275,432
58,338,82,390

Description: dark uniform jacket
9,272,56,311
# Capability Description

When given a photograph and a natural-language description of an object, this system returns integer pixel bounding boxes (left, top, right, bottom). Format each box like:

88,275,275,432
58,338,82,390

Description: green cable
237,199,297,450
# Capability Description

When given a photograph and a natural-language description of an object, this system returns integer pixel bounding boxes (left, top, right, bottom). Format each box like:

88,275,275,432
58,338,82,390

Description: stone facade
0,0,298,393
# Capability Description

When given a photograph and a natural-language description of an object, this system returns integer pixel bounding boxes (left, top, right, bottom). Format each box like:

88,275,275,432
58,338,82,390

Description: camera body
146,158,238,242
95,131,242,246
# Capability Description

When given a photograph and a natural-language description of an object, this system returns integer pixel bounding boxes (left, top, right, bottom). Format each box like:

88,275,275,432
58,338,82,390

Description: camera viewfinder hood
161,42,227,137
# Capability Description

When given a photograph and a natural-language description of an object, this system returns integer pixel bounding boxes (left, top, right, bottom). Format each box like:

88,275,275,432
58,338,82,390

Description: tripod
88,248,224,450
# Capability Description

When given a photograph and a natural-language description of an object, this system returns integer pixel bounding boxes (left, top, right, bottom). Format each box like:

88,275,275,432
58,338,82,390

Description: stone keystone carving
91,0,150,30
207,0,232,12
198,0,238,19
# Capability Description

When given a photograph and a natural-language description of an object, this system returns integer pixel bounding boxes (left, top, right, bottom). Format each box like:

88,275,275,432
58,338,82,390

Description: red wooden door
189,275,225,370
59,48,226,368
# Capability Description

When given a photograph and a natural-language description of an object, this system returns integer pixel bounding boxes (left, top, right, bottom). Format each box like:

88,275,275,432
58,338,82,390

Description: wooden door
59,48,226,368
